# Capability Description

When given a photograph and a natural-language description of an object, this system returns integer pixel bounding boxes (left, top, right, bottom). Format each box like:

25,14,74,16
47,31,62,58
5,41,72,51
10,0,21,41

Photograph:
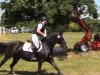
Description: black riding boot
31,45,37,61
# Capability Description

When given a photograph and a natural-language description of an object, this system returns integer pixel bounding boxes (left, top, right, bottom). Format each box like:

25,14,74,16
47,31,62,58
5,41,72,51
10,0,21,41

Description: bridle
47,34,66,46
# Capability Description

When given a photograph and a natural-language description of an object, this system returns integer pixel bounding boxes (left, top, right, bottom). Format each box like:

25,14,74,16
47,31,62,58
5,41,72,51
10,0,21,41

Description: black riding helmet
40,16,47,21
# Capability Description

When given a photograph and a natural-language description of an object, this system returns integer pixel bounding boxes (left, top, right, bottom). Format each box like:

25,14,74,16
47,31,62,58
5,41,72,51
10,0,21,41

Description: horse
0,32,67,75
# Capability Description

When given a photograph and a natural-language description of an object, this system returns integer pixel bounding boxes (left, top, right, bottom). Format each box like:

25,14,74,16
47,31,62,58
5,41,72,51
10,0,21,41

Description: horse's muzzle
61,42,68,49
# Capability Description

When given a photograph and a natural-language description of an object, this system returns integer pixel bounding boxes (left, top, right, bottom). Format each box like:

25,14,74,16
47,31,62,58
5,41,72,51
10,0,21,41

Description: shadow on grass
0,70,58,75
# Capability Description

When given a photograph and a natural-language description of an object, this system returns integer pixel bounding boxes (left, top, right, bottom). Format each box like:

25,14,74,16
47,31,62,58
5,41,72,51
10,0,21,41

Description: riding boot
31,44,37,61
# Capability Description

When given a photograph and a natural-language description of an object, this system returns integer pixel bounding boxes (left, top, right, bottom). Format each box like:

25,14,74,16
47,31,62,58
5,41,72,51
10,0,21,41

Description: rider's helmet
40,16,48,25
40,16,47,21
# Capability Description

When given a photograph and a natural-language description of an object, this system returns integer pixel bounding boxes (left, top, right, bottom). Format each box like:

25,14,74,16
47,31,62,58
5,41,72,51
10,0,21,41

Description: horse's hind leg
10,55,20,74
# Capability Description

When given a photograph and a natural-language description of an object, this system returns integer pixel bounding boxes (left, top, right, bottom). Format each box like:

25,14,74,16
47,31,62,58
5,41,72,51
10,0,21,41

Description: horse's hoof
58,72,63,75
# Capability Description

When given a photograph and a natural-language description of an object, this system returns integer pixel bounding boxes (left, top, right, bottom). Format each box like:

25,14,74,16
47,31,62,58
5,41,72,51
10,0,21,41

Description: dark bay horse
0,32,67,75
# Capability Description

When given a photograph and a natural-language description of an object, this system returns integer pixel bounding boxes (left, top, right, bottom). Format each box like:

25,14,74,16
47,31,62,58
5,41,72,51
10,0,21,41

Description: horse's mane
47,32,62,39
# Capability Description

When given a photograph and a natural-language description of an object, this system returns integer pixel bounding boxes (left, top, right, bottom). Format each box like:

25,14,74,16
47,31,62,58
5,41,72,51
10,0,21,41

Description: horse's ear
59,31,63,35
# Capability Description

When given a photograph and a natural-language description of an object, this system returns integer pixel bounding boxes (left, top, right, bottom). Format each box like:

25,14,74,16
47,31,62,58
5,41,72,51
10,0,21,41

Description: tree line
0,0,100,32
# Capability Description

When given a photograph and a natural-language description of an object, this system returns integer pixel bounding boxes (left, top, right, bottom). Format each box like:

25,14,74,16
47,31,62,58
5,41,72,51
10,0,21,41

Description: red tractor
71,10,100,52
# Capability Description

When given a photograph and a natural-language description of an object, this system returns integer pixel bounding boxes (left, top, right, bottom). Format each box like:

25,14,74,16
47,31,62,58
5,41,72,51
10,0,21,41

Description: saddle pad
23,42,33,52
23,42,42,52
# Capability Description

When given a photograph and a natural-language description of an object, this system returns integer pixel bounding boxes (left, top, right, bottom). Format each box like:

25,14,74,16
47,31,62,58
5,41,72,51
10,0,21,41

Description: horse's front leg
37,61,43,75
47,59,63,75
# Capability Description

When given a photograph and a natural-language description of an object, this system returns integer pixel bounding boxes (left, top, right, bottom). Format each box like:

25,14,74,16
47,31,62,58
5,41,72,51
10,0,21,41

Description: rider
31,16,48,60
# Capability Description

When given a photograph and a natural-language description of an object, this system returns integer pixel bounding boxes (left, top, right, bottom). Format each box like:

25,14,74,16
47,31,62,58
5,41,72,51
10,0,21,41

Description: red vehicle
71,10,100,52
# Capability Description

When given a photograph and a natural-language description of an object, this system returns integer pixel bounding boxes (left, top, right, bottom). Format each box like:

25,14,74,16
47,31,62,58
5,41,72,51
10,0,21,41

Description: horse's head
55,32,68,49
47,32,68,50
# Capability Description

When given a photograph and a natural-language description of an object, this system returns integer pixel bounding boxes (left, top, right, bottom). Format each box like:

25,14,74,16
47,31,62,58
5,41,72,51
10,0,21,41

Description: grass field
0,32,100,75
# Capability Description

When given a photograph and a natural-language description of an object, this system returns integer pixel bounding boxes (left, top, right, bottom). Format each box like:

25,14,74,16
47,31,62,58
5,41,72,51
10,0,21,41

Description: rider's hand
43,34,46,37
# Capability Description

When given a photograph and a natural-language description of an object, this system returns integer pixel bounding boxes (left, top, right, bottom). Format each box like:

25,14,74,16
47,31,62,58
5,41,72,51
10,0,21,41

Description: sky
94,0,100,7
94,0,100,19
0,0,100,20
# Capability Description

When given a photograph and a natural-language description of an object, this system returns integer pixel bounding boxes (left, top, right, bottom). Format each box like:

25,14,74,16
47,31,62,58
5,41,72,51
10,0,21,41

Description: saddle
27,36,46,52
27,38,41,52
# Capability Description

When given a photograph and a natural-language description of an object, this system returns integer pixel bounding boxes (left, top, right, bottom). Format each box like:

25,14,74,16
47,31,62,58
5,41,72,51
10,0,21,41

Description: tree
0,0,98,31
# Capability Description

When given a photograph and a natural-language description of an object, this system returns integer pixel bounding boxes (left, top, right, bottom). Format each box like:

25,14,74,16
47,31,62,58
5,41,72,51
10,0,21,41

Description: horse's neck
47,37,56,50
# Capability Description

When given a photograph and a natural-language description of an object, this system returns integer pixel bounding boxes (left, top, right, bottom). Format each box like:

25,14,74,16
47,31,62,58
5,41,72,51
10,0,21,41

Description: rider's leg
31,34,39,60
31,43,37,60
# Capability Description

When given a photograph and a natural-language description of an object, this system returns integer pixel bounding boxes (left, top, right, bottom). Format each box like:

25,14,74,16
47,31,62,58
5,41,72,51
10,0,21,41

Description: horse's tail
0,42,7,55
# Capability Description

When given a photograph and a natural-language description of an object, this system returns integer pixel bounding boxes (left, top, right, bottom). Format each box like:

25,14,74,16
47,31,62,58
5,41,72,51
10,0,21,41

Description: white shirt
37,22,44,29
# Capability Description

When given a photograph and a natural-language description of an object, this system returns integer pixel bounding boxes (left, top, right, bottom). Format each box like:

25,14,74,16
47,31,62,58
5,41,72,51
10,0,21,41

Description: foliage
0,23,3,26
68,22,80,32
84,17,100,32
0,0,99,31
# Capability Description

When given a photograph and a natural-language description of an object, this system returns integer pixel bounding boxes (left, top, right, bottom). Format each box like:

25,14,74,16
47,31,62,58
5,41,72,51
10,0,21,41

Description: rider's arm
44,29,47,37
37,28,44,36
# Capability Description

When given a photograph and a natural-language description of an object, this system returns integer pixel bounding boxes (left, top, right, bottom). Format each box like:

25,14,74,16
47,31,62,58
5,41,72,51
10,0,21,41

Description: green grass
0,32,100,75
0,33,31,42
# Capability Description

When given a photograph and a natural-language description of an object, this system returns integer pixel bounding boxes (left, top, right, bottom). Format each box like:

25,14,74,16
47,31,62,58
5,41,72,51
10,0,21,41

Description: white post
0,27,1,37
2,27,5,35
0,26,5,37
